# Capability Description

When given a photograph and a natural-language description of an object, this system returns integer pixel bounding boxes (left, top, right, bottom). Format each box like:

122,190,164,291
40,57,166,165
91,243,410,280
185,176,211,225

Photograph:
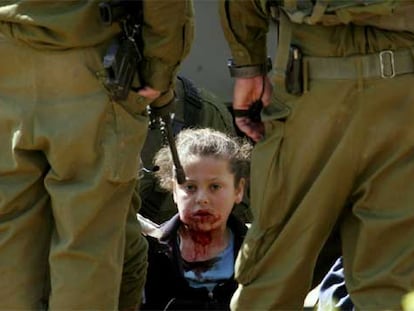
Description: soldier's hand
232,75,272,142
138,86,161,100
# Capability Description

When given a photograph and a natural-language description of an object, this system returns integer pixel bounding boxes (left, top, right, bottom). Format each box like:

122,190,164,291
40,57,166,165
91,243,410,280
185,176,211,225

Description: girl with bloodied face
140,128,252,310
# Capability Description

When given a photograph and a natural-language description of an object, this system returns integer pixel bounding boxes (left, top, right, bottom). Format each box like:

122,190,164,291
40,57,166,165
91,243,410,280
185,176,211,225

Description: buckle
379,50,395,78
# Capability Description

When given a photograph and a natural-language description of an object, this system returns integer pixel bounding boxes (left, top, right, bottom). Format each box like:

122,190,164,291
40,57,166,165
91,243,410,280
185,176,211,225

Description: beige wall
179,0,277,103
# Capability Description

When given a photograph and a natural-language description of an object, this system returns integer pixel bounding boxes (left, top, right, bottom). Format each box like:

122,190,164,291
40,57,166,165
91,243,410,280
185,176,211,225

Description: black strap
233,100,263,123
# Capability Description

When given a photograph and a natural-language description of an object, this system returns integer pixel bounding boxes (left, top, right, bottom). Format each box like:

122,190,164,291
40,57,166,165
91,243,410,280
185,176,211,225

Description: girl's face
172,155,245,232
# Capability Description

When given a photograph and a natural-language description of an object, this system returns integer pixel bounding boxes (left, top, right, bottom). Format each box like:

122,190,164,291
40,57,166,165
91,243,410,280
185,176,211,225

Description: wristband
227,57,272,78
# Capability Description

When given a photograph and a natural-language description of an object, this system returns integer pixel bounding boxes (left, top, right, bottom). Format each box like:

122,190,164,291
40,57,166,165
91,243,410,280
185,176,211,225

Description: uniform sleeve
139,0,194,94
219,0,270,66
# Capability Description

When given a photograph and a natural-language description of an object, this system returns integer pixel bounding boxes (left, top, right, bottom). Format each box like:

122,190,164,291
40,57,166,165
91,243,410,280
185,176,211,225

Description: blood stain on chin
188,229,212,247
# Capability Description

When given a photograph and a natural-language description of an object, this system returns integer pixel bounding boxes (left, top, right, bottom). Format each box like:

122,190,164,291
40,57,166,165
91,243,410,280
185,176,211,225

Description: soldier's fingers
138,86,161,100
235,117,264,142
261,76,273,107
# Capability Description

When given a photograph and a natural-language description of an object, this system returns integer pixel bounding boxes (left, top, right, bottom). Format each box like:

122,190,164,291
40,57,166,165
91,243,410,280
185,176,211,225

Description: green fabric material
139,0,194,94
304,48,414,80
0,0,194,105
280,0,398,25
234,74,414,311
220,2,414,310
219,0,270,66
349,1,414,33
289,23,414,58
232,28,414,311
0,34,148,309
0,1,119,50
119,185,148,310
220,0,414,67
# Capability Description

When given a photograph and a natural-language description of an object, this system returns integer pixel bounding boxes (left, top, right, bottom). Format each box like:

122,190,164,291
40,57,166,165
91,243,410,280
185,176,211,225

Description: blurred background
179,0,277,103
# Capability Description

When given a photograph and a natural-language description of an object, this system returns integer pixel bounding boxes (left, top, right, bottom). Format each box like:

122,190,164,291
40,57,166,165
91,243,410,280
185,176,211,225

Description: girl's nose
196,191,208,205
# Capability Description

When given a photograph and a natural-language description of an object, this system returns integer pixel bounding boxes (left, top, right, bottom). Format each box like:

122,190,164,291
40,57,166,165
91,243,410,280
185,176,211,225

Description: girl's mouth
193,210,211,217
191,210,215,221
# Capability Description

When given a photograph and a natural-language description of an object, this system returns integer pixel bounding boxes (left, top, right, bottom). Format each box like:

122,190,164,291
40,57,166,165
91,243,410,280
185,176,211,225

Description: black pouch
285,45,303,95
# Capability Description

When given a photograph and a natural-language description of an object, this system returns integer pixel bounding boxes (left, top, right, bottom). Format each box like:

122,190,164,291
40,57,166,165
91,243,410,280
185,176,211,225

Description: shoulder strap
273,10,293,93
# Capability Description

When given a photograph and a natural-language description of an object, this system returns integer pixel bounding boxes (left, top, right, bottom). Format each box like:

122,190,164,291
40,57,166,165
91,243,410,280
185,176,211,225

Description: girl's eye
184,184,196,192
210,184,221,191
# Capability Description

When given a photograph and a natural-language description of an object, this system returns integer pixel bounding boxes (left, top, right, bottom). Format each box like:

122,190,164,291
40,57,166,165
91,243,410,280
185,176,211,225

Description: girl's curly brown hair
153,127,252,191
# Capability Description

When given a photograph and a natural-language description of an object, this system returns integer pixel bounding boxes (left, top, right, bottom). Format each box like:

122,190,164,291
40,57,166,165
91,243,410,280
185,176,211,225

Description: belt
304,48,414,80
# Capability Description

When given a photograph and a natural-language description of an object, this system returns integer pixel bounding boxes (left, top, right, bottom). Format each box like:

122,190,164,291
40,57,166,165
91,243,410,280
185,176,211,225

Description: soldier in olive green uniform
219,0,414,309
0,1,193,310
139,75,252,225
